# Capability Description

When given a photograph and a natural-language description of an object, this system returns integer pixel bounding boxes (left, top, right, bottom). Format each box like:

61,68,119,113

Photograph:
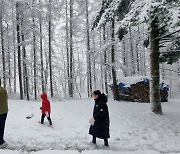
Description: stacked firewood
110,81,168,103
131,81,150,102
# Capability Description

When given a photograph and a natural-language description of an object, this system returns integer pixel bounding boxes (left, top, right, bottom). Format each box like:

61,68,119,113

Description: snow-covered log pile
109,76,169,103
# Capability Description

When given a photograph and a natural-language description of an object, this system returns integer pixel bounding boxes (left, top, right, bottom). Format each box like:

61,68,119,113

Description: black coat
89,94,110,139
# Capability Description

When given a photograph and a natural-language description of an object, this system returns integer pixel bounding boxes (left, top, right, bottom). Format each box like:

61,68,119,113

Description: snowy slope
0,98,180,154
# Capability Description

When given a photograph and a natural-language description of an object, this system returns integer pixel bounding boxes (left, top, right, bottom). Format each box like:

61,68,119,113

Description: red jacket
41,93,51,114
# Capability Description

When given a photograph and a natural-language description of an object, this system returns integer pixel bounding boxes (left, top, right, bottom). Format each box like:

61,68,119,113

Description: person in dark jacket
89,90,110,147
40,93,52,126
0,79,8,149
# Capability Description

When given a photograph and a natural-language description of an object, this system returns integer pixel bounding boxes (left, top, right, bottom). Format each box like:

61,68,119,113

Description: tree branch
0,20,8,34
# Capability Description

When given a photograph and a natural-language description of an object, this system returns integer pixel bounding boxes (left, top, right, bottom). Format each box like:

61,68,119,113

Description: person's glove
40,107,42,110
89,117,95,126
45,112,49,118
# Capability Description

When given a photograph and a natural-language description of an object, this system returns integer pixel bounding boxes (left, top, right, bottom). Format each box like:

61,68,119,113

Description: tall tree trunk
21,31,29,101
45,57,49,91
16,2,23,100
21,20,29,101
99,29,104,92
143,46,146,76
103,25,108,95
169,70,172,98
48,0,53,97
85,0,92,97
143,23,147,76
7,28,11,92
12,4,17,93
93,56,96,90
111,18,119,100
19,1,29,101
0,2,6,88
66,0,70,96
150,16,162,115
39,0,45,93
129,26,135,76
135,25,140,75
32,0,37,99
69,0,74,97
122,39,127,77
92,32,96,90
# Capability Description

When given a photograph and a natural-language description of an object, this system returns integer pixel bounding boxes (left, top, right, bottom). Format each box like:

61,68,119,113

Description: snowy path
0,98,180,154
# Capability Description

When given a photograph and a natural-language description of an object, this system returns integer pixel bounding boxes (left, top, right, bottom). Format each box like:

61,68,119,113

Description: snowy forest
1,0,180,113
0,0,180,153
0,0,179,99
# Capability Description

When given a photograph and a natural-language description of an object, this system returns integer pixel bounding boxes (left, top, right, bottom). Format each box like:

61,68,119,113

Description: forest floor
0,97,180,154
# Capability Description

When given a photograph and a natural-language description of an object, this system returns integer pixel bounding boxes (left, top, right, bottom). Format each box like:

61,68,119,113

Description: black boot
104,139,109,147
92,136,96,144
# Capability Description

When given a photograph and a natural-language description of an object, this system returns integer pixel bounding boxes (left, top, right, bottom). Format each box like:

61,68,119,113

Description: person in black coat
89,90,110,147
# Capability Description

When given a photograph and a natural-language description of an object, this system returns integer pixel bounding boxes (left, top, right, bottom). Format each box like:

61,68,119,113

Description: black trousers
0,113,7,145
41,114,52,125
92,136,109,146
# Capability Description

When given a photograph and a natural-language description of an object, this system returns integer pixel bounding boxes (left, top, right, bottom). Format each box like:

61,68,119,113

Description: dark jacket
0,86,8,115
89,93,110,139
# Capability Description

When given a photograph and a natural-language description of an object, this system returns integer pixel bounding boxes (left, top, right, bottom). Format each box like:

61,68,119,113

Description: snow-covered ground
1,98,180,154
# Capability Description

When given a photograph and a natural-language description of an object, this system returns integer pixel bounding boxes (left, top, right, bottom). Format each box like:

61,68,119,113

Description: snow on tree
119,0,179,114
92,0,179,113
1,0,180,101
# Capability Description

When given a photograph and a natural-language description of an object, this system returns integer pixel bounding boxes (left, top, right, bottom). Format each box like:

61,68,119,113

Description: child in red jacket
40,93,52,126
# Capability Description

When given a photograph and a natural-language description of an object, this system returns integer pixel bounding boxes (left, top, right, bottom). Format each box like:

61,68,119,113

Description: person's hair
92,90,101,96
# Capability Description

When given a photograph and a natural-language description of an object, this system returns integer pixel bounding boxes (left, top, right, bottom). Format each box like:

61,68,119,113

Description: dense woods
0,0,180,113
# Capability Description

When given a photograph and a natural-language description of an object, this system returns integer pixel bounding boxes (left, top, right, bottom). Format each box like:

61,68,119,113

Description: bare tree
0,1,6,88
48,0,53,97
39,0,45,93
16,1,23,99
111,18,119,100
32,0,37,99
85,0,92,97
21,2,29,101
21,28,29,101
129,26,135,76
12,3,17,93
7,27,11,92
66,0,70,97
69,0,74,97
103,25,108,95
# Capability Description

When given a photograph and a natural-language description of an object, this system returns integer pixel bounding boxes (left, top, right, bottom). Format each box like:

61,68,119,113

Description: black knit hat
93,90,101,96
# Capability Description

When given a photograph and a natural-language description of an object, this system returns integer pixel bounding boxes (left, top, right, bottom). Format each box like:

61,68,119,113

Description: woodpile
131,81,150,102
110,77,169,103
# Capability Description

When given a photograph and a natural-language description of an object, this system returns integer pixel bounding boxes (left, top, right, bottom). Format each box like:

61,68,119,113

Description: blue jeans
0,113,7,145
